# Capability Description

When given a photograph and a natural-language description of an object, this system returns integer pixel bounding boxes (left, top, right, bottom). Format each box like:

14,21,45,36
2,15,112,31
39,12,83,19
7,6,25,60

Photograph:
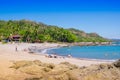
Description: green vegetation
68,28,109,42
0,20,109,43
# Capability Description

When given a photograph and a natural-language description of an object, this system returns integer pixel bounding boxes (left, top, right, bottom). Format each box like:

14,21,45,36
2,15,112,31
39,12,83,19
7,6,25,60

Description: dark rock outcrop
113,59,120,68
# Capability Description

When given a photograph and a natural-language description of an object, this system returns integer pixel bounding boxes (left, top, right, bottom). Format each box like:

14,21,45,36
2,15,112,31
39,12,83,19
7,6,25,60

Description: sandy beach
0,42,116,80
0,42,110,66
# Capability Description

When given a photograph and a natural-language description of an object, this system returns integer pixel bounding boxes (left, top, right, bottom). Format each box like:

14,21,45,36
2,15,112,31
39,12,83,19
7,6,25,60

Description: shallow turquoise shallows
47,42,120,60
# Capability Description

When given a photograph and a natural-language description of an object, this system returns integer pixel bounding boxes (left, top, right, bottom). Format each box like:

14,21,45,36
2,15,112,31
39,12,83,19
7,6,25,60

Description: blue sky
0,0,120,39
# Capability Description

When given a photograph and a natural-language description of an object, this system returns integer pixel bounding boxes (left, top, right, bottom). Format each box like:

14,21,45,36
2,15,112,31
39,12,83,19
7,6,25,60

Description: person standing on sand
15,46,17,51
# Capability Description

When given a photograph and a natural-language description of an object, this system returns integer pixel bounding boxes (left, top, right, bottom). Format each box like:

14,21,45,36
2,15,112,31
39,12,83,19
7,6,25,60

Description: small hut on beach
10,34,21,42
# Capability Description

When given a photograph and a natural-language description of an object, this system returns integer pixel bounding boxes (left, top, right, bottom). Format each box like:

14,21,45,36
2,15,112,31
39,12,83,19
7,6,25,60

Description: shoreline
32,43,117,62
35,48,116,62
0,42,113,67
66,42,112,46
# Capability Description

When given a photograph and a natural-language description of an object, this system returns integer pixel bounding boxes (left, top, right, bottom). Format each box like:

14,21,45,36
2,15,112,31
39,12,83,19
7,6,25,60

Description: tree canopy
0,20,109,43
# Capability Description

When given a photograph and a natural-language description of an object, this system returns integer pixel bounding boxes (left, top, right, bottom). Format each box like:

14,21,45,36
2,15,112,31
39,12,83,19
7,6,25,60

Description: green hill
68,28,109,42
0,20,109,43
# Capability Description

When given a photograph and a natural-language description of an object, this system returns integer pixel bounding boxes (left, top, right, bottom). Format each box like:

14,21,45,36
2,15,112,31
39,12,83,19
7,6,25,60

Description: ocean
46,42,120,60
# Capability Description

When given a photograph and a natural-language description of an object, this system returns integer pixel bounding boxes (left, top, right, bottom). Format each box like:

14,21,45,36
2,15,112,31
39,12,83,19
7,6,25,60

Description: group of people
45,53,72,59
15,46,72,59
45,54,58,58
15,46,33,53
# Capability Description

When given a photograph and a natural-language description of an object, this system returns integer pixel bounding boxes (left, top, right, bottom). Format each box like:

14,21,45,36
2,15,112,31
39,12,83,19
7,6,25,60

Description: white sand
0,42,111,67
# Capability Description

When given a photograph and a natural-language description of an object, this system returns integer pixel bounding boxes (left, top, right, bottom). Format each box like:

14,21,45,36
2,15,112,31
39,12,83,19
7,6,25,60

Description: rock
113,59,120,68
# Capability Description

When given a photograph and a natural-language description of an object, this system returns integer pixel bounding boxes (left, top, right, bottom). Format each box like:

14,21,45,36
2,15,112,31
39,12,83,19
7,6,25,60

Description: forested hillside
68,28,109,42
0,20,109,43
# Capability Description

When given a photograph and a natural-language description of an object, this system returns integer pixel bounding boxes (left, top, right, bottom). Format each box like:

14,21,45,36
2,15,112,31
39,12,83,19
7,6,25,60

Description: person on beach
15,46,17,51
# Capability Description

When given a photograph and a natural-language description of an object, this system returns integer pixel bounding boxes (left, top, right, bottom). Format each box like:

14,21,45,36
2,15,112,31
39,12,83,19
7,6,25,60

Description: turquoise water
47,42,120,60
